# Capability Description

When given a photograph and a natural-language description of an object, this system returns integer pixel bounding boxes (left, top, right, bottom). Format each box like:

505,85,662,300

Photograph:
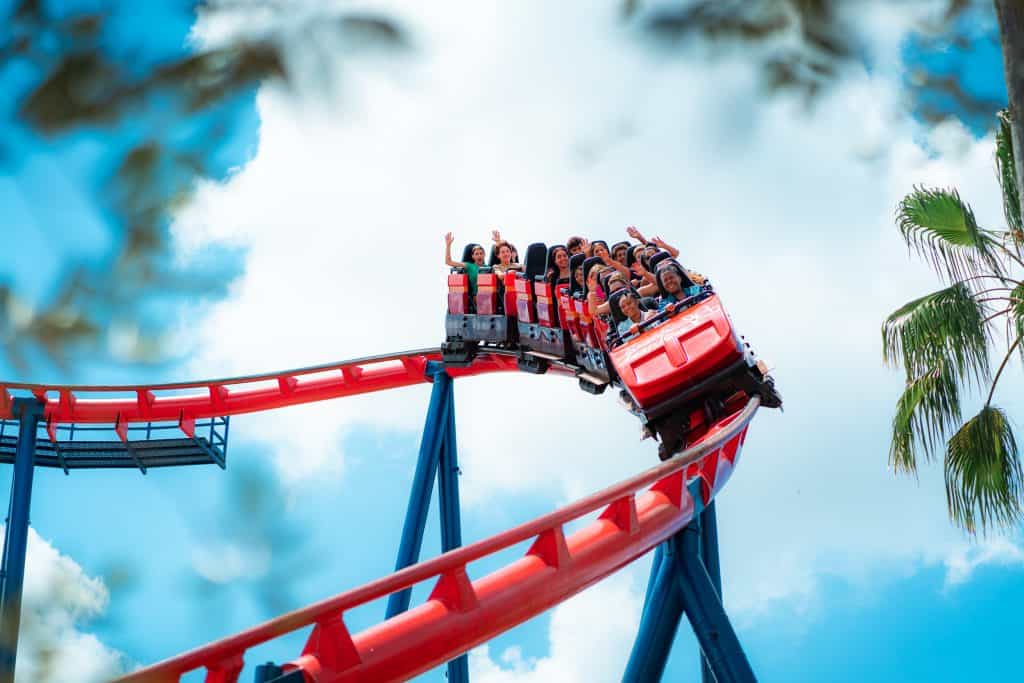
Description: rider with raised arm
626,226,679,258
445,232,487,296
489,229,521,270
567,236,591,257
592,240,632,280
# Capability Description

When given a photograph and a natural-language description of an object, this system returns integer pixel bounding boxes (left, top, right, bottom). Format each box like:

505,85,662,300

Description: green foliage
890,361,961,474
624,0,980,103
997,109,1022,241
1,1,406,374
896,187,1003,282
882,283,990,388
886,112,1024,534
945,405,1024,533
1011,282,1024,362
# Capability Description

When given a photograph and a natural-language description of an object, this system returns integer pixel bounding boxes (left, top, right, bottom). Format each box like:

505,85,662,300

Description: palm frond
896,187,1004,281
945,405,1024,534
881,283,990,388
996,110,1022,242
1011,282,1024,363
890,361,961,474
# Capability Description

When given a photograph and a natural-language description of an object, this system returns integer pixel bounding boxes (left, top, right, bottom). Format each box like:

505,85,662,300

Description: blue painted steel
385,364,451,619
623,539,684,682
437,374,469,683
641,544,665,619
675,521,756,683
0,398,44,683
627,498,754,683
699,501,722,683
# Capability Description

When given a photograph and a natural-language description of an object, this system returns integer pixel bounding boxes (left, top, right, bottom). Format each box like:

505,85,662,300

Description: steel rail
115,396,758,683
0,349,578,425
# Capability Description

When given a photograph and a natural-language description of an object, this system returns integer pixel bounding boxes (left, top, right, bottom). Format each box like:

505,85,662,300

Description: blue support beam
0,398,44,683
385,363,470,680
625,500,754,683
640,544,665,621
675,519,756,683
386,366,451,618
699,501,722,683
438,376,469,683
623,541,684,682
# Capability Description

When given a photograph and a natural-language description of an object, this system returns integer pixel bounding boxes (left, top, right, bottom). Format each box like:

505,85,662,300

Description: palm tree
884,110,1024,534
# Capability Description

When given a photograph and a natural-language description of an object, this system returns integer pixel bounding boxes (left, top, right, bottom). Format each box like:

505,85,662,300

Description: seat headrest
610,241,631,259
648,250,672,270
569,253,586,296
523,242,548,280
582,256,604,296
607,288,634,325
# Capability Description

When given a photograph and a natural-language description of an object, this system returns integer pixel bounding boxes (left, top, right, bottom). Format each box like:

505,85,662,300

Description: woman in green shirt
444,232,487,296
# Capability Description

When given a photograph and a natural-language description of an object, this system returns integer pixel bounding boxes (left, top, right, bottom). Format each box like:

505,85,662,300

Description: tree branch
987,333,1024,406
984,307,1014,324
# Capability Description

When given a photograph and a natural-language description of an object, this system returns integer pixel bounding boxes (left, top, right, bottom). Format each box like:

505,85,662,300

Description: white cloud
15,527,124,683
171,0,1022,633
943,536,1024,590
469,568,643,683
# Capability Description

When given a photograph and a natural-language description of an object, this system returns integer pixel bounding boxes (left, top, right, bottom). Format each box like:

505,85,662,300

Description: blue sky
3,1,1024,682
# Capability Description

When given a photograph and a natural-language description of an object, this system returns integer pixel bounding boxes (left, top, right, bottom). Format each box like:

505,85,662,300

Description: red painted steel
113,397,758,683
611,295,743,409
0,350,567,426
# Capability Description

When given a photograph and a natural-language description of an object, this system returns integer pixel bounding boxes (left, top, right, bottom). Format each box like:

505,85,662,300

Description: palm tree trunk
996,0,1024,220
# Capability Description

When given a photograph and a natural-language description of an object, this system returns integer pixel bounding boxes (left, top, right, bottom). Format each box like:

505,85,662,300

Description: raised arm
599,250,632,278
637,282,660,297
626,225,648,245
651,235,680,258
631,258,657,286
444,232,463,269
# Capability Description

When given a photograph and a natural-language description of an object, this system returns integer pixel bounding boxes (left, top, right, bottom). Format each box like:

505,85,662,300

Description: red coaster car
609,290,781,458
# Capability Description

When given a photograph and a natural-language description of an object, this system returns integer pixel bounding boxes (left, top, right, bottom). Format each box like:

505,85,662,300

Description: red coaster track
3,348,757,682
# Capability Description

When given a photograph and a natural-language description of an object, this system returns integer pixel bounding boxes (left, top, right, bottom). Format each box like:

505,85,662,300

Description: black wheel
579,377,607,395
517,354,549,375
442,340,478,367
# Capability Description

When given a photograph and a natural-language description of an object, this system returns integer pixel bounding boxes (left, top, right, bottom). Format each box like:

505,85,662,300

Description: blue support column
641,544,665,619
386,366,451,618
437,375,469,683
699,501,722,683
623,541,684,682
674,520,755,683
0,398,44,683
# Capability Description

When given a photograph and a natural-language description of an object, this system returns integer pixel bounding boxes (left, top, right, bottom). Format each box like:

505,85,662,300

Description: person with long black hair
444,232,487,296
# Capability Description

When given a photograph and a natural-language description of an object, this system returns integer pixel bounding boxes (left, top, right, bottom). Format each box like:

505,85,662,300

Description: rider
444,233,487,296
655,261,703,310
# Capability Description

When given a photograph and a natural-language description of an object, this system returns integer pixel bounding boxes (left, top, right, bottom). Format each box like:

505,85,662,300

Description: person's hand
580,238,590,252
652,235,668,249
599,251,613,265
445,232,455,247
627,226,645,242
491,229,502,243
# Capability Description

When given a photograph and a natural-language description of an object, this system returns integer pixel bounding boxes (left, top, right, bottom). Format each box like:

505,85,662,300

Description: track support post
0,398,44,683
625,503,755,683
385,362,469,682
386,364,451,618
699,500,723,683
